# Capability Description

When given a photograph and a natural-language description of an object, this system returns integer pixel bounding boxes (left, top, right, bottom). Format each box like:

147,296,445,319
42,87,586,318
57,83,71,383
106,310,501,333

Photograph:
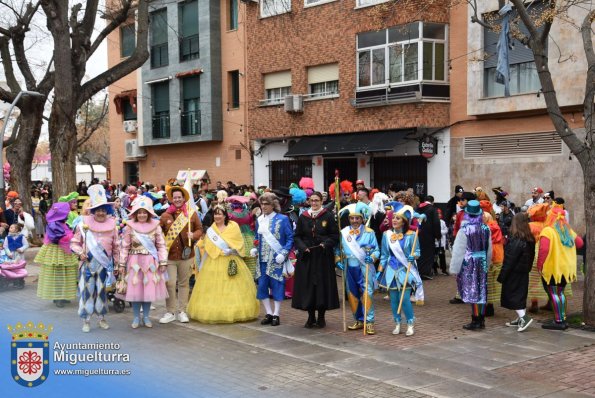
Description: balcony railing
180,34,199,61
151,43,169,68
181,110,201,136
351,82,449,108
152,113,170,139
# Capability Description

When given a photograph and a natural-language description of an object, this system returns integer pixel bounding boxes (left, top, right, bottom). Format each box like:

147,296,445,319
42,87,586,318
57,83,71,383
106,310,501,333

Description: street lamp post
0,90,45,209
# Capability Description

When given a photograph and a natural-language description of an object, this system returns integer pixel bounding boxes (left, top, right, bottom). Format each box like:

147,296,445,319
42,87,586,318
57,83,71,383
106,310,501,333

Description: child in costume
6,223,29,261
118,198,168,328
378,207,423,336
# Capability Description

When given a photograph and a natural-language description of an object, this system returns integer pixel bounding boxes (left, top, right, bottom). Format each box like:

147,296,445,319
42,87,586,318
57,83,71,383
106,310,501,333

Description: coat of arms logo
7,321,53,387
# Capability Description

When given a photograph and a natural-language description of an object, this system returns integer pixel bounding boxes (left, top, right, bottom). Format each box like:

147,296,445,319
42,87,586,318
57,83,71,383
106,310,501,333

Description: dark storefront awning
284,129,414,157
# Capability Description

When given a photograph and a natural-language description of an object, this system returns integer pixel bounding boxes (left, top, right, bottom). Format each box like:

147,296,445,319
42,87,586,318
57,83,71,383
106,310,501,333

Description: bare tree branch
0,36,21,96
88,0,133,58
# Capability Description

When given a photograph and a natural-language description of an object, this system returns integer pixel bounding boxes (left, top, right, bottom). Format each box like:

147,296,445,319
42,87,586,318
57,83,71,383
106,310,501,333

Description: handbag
228,259,238,277
115,272,127,295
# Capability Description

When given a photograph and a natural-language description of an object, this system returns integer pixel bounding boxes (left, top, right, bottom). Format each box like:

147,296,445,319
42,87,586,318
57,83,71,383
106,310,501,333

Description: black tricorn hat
272,187,292,198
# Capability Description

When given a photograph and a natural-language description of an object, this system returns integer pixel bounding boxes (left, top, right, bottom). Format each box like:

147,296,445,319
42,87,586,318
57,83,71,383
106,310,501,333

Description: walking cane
363,250,370,336
334,170,347,332
397,223,421,316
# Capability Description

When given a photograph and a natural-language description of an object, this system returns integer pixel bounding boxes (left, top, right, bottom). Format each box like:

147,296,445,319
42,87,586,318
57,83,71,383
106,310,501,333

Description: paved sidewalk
16,248,595,397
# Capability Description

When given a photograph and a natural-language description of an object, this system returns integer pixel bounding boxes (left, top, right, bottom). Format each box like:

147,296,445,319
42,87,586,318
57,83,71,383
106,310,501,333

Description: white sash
386,230,409,266
132,230,159,263
341,226,366,265
258,214,284,254
206,227,232,253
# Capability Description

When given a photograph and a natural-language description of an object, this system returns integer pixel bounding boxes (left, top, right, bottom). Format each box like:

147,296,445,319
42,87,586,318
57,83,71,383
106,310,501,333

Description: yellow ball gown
187,221,259,323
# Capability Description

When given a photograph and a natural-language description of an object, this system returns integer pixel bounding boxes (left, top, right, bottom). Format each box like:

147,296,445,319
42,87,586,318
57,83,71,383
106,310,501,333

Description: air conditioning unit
125,139,146,158
123,120,138,133
284,95,303,113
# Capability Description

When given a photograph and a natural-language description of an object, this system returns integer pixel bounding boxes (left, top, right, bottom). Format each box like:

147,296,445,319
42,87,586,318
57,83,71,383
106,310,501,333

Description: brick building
107,0,252,188
449,1,586,233
245,0,452,200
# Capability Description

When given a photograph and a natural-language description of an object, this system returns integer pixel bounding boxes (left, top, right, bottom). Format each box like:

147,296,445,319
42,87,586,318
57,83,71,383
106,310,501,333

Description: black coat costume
498,237,535,310
415,203,441,277
291,208,340,311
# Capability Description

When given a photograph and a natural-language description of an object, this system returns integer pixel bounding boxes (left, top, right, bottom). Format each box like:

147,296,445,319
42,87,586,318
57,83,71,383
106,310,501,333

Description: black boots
305,310,316,328
317,310,326,328
485,304,494,317
463,315,485,331
261,314,273,325
271,316,280,326
304,309,326,328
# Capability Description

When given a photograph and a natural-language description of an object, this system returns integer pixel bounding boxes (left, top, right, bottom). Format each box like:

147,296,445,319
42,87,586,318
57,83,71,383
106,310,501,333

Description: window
122,99,137,121
356,22,447,89
151,81,170,139
305,0,335,6
235,149,242,160
150,9,169,68
120,24,135,58
229,70,240,109
356,0,389,8
261,0,290,18
179,0,199,61
181,76,200,136
263,71,291,105
482,6,545,97
229,0,238,30
308,64,339,98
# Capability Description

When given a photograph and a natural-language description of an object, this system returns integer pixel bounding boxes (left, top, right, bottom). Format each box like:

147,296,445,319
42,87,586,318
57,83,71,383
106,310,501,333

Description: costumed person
118,198,169,328
250,192,293,327
497,213,535,332
415,195,441,280
113,197,129,226
187,205,259,323
159,185,203,324
6,223,29,261
336,202,379,335
536,205,583,330
326,180,353,217
527,203,552,313
284,186,306,298
378,207,423,336
299,177,315,201
482,202,504,317
35,203,79,308
449,200,492,330
369,192,389,254
58,192,80,229
226,195,257,279
291,191,339,328
70,185,120,332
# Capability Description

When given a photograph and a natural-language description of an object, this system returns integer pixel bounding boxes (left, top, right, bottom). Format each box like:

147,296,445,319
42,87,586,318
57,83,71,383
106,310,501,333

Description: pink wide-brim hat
128,197,157,218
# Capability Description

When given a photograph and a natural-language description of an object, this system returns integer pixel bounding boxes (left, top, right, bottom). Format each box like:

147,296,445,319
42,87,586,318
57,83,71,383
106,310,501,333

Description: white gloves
250,248,258,258
223,249,233,256
275,253,285,264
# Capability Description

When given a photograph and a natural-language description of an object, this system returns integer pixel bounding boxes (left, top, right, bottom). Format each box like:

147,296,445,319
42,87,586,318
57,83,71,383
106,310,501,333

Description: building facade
107,0,251,187
449,0,586,232
245,0,452,201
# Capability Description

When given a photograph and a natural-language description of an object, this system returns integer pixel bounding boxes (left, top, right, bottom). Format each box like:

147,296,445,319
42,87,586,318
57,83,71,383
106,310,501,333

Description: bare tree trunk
5,102,44,214
48,111,78,201
583,164,595,326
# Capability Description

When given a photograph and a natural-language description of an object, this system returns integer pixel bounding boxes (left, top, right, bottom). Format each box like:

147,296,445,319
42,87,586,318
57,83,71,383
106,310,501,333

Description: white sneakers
159,312,176,324
392,323,414,336
159,312,189,324
98,319,110,330
82,321,91,333
178,312,189,323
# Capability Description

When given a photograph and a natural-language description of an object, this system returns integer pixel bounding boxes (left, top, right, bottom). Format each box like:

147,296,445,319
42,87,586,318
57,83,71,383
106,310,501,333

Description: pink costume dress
71,216,120,318
119,219,169,302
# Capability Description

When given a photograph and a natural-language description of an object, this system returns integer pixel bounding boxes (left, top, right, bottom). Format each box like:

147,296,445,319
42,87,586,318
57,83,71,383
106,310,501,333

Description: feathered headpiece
545,205,574,247
329,180,353,200
299,177,315,190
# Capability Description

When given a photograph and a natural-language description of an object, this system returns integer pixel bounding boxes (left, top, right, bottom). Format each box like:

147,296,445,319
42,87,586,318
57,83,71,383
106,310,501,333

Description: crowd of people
7,175,581,335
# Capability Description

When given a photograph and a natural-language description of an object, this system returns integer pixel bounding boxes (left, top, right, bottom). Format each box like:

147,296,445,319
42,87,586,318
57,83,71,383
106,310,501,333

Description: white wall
427,129,451,202
253,141,288,187
31,163,51,181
